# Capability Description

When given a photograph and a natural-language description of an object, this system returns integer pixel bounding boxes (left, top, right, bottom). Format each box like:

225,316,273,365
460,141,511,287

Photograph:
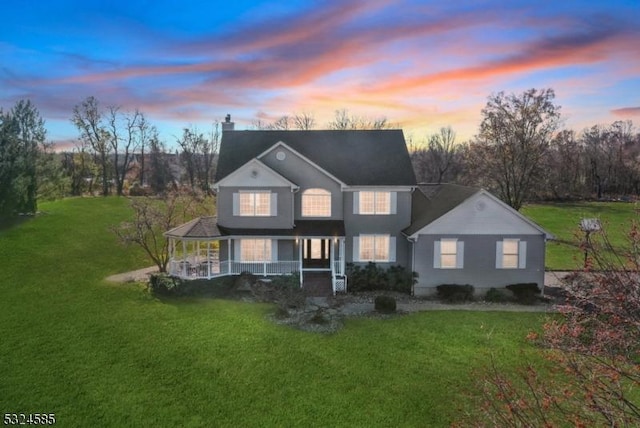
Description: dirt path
105,266,158,283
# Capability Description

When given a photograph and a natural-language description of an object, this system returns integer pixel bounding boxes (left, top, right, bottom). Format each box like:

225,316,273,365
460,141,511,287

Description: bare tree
147,131,174,194
177,124,219,193
270,116,291,130
477,88,561,210
111,191,212,272
138,114,150,187
327,109,393,130
428,126,458,184
410,127,462,184
108,107,146,196
542,129,587,199
292,112,316,130
72,96,111,196
467,223,640,427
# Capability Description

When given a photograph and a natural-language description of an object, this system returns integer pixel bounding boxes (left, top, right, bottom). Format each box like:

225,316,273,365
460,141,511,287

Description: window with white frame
359,191,391,215
240,239,272,262
302,188,331,217
238,191,271,216
434,238,464,269
357,234,393,262
497,239,526,269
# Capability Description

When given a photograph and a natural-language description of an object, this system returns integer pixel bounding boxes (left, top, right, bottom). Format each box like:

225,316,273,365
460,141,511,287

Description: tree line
2,90,639,219
411,89,640,210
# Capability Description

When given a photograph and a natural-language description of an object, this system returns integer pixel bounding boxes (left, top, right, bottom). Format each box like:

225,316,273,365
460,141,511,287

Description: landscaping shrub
386,265,418,293
436,284,475,303
484,287,509,303
309,309,329,324
374,295,397,313
148,273,182,295
250,273,306,310
346,262,415,293
235,271,258,290
148,274,236,297
506,283,541,305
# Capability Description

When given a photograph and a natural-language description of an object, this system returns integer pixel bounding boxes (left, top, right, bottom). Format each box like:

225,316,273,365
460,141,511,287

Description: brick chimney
222,114,235,132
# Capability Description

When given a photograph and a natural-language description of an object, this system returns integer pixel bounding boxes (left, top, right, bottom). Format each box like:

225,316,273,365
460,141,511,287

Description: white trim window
353,234,396,262
433,238,464,269
239,239,272,262
233,191,276,216
302,188,331,217
496,239,527,269
354,191,397,215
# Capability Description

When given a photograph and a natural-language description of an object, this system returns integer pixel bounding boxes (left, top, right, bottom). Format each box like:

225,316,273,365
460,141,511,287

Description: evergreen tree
0,100,45,218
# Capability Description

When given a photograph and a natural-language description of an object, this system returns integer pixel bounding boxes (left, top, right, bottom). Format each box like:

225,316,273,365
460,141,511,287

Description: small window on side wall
496,239,527,269
433,238,464,269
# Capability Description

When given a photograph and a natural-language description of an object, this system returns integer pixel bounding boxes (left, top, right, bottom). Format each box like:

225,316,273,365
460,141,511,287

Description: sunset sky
1,0,639,149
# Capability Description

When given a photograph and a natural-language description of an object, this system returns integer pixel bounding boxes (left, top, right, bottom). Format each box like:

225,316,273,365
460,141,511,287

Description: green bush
148,274,235,297
235,272,258,290
436,284,475,303
506,283,541,305
346,262,416,293
374,295,397,313
148,273,182,295
387,265,418,293
250,273,306,310
484,287,509,303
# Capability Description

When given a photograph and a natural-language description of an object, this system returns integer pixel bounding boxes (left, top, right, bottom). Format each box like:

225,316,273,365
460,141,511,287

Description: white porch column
298,238,303,288
227,238,231,275
340,238,346,276
182,240,187,277
207,241,211,278
168,238,174,274
330,238,335,276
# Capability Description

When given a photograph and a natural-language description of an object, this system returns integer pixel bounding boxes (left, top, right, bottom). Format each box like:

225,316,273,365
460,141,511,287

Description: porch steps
302,272,333,297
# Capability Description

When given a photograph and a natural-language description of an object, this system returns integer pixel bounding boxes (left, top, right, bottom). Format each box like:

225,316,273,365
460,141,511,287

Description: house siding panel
413,234,546,296
343,190,413,268
260,145,343,220
217,186,294,229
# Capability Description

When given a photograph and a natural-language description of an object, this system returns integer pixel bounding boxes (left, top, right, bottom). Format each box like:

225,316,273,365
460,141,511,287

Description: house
165,120,551,296
404,183,552,296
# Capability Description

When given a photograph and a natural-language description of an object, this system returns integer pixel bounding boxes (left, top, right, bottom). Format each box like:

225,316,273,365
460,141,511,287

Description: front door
303,239,330,269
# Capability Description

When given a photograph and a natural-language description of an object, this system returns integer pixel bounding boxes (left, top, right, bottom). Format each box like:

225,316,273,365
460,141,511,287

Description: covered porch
164,217,347,294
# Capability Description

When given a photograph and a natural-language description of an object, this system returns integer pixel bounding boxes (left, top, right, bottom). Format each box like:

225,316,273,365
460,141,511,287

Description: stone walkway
544,271,572,288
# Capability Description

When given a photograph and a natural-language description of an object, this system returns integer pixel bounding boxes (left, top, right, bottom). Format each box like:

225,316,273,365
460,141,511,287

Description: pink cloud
611,107,640,118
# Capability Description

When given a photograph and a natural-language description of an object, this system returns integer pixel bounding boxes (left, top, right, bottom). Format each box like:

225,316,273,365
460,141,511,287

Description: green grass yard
522,201,639,270
0,198,546,426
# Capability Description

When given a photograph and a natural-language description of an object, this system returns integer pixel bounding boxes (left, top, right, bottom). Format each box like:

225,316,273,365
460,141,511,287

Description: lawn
0,197,546,427
522,201,639,270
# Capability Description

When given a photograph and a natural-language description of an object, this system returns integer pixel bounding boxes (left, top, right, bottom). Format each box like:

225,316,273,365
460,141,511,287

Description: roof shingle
215,130,416,186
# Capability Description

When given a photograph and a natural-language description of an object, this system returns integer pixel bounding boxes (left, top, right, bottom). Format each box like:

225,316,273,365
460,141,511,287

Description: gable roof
404,183,552,238
404,184,480,236
215,130,417,186
214,158,299,189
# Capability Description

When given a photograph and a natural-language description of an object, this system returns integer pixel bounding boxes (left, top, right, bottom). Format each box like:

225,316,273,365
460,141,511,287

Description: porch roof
165,218,346,239
164,216,223,239
219,220,345,237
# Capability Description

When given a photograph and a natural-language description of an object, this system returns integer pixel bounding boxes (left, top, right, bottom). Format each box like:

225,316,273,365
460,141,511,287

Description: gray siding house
165,124,551,296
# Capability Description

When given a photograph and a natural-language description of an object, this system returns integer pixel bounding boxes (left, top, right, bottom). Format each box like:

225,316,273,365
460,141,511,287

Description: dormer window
302,188,331,217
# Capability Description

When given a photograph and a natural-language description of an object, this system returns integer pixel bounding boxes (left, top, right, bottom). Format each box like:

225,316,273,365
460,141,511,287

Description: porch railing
168,259,299,279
